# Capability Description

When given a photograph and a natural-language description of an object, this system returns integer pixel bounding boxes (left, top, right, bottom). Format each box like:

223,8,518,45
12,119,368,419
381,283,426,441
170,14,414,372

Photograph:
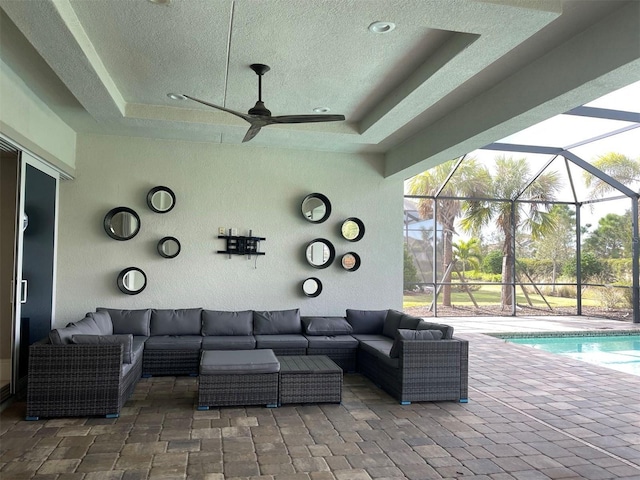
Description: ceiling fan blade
183,95,252,122
242,124,262,142
268,114,346,124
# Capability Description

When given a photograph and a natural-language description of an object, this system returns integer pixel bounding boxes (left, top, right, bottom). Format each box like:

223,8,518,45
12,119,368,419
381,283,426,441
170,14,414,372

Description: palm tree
407,158,490,306
453,238,482,280
460,156,561,309
583,152,640,198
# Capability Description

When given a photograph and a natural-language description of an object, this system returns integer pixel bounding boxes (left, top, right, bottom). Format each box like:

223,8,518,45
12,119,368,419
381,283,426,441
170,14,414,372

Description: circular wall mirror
301,193,331,223
104,207,141,241
341,217,365,242
305,238,335,269
147,186,176,213
302,277,323,297
341,252,361,271
157,236,181,258
117,267,147,295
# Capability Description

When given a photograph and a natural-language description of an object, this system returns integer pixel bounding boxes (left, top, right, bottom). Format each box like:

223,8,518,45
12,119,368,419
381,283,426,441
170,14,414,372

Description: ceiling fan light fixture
313,107,331,113
167,93,186,100
368,21,395,34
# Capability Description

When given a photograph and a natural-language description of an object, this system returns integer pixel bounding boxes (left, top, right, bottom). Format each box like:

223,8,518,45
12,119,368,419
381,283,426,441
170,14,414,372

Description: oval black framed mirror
104,207,141,241
147,186,176,213
157,236,181,258
117,267,147,295
341,252,361,272
305,238,335,269
341,217,365,242
302,277,323,297
301,193,331,223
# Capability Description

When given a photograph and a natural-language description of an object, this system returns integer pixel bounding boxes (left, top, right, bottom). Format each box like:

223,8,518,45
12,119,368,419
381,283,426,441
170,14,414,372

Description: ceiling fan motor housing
248,101,271,117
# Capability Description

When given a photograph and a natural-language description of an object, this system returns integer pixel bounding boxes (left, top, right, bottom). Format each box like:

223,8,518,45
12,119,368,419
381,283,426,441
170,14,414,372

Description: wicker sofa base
306,348,356,372
142,350,200,376
198,373,279,408
278,356,342,405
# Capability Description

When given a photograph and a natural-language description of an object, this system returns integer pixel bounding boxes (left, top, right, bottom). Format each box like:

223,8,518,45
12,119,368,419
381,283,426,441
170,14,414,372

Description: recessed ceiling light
167,93,186,100
148,0,171,5
313,107,331,113
368,21,395,34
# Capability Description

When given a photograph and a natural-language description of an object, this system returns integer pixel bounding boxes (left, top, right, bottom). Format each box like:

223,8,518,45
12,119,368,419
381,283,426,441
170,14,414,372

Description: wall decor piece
117,267,147,295
302,277,323,297
147,186,176,213
104,207,141,241
217,229,265,258
341,217,365,242
341,252,361,271
157,236,181,258
305,238,335,269
301,193,331,223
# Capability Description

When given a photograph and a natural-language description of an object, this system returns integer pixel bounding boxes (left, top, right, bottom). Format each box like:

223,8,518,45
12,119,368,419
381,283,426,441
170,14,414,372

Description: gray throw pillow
345,309,386,334
71,334,134,364
150,308,202,336
202,310,253,336
382,309,404,339
389,329,443,358
50,316,101,344
97,308,151,336
86,310,113,335
416,320,454,339
253,309,301,334
302,317,353,336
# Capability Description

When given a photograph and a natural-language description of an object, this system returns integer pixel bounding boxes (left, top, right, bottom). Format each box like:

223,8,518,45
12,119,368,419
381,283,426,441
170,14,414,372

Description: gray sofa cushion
345,309,386,334
86,310,113,335
416,320,454,339
202,310,253,336
382,309,404,339
97,308,151,336
389,329,443,358
71,334,133,363
400,314,422,330
304,335,359,348
202,336,257,350
351,334,388,342
302,316,353,336
150,308,202,336
254,334,308,349
358,339,399,368
253,309,301,334
49,316,101,344
200,350,280,374
144,335,203,350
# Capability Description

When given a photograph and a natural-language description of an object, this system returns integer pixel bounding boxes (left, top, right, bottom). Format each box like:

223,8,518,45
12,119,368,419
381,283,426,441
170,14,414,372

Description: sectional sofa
26,308,468,419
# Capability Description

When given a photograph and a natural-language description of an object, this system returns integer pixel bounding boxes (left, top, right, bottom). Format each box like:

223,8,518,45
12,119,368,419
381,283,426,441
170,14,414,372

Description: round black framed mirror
341,217,365,242
117,267,147,295
147,186,176,213
301,193,331,223
157,236,181,258
104,207,141,241
305,238,335,269
302,277,323,297
341,252,361,271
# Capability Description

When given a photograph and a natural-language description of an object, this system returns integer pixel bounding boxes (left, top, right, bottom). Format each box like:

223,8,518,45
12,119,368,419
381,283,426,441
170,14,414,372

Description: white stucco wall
55,133,403,325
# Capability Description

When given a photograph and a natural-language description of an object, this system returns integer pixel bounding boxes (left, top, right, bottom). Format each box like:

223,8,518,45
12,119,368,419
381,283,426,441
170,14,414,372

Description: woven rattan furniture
197,350,280,409
278,355,342,405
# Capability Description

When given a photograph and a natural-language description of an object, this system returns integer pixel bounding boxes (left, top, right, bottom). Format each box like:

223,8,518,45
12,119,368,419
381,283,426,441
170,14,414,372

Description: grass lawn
404,284,601,308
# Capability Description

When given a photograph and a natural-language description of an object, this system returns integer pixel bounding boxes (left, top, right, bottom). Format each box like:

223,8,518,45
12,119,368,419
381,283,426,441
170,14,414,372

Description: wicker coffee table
278,355,342,405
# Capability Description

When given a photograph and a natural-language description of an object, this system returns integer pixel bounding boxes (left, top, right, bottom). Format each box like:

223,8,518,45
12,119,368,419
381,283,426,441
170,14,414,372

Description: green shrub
562,252,603,280
483,250,503,274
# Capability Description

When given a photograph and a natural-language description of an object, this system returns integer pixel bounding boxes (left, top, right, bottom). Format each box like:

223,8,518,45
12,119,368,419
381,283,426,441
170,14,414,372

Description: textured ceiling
0,0,638,176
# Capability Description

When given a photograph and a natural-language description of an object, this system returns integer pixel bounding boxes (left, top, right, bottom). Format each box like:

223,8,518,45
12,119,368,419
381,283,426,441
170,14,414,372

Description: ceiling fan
184,64,346,143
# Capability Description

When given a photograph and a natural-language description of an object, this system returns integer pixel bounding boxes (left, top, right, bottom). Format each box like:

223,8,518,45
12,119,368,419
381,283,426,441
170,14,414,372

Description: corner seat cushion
358,339,398,369
417,320,454,339
144,335,202,350
49,316,101,344
97,308,151,336
345,309,386,335
200,350,280,374
351,334,388,342
304,335,359,348
302,316,353,336
382,310,422,339
254,334,308,349
71,334,133,363
202,335,256,350
150,308,202,336
202,310,253,336
86,310,113,335
253,309,301,334
389,329,443,358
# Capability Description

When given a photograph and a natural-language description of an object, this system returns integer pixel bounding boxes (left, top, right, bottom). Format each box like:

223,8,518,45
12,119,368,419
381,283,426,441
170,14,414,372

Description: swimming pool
500,332,640,376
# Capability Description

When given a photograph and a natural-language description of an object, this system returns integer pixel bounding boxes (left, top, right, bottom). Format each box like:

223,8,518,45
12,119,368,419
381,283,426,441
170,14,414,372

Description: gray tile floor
1,316,639,479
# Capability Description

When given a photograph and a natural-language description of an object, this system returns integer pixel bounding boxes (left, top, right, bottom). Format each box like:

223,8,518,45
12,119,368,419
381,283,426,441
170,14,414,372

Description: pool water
505,334,640,376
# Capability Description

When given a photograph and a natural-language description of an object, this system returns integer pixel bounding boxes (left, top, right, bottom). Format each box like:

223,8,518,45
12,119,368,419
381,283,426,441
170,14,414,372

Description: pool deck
1,316,640,479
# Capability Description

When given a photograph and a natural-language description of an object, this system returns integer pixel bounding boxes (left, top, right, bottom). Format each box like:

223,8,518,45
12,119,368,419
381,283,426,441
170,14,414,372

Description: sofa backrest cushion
345,309,386,334
389,328,443,358
416,320,454,339
382,309,405,338
202,310,253,336
71,334,134,364
150,308,202,336
302,316,353,336
49,316,101,344
253,309,301,334
86,310,113,335
97,308,151,336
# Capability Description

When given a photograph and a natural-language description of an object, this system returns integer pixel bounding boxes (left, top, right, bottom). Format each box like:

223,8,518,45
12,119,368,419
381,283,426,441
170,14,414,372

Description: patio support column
510,200,517,316
576,205,582,316
631,198,639,323
433,198,438,317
